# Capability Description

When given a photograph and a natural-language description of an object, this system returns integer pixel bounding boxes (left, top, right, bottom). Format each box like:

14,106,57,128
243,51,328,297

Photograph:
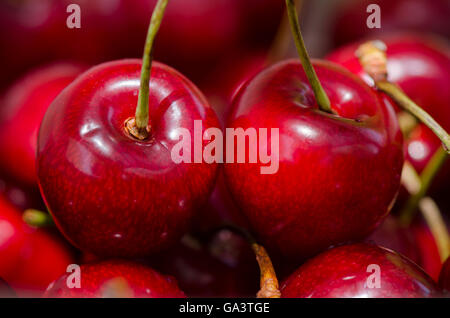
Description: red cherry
281,243,440,298
327,33,450,132
44,260,185,298
0,0,136,90
0,63,83,186
36,60,219,257
224,59,403,262
0,196,74,296
331,0,450,47
368,215,445,281
149,230,259,297
439,257,450,292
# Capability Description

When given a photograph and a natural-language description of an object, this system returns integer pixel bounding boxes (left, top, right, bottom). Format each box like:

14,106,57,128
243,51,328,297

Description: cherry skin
331,0,450,47
0,0,137,91
37,59,219,258
224,59,403,262
44,260,185,298
327,33,450,132
281,243,440,298
148,230,258,297
0,195,74,297
368,215,445,281
0,63,83,186
439,257,450,292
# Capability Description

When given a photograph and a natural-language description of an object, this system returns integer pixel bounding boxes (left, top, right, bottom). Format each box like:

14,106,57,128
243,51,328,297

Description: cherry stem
133,0,169,139
399,147,448,225
267,0,303,64
215,224,281,298
285,0,332,113
356,41,450,153
23,209,54,227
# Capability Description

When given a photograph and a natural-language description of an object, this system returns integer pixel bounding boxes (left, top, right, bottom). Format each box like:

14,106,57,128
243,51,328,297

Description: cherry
0,63,83,186
368,215,445,281
331,0,450,47
0,195,74,297
281,243,440,298
148,230,259,298
327,33,450,132
0,174,45,211
44,260,185,298
224,2,403,262
37,1,219,257
0,0,136,91
439,257,450,292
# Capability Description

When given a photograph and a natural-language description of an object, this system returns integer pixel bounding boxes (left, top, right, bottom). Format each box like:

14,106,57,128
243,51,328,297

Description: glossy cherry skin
0,63,83,186
44,260,185,298
0,196,74,297
331,0,450,47
327,33,450,132
37,59,219,258
281,243,440,298
224,59,403,262
439,257,450,292
148,230,258,298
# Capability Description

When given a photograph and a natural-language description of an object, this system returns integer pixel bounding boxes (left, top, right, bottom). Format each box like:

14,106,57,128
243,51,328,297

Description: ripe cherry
44,260,185,298
0,63,83,186
281,243,440,298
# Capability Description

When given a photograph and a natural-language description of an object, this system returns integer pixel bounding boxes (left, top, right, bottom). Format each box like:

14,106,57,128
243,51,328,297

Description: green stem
285,0,332,113
399,147,448,226
135,0,169,135
377,81,450,153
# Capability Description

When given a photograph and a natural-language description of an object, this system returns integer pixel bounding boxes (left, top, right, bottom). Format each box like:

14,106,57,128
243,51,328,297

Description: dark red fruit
327,33,450,132
0,196,74,296
0,63,83,186
44,260,185,298
281,243,440,298
331,0,450,47
149,230,259,298
224,59,403,262
37,60,219,258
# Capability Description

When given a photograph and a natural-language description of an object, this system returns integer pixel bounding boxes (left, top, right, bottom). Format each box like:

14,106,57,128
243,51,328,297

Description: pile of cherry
0,0,449,298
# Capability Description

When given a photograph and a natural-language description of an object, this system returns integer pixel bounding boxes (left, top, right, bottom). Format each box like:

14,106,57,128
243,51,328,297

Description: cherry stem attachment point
356,41,450,153
131,0,169,140
285,0,332,113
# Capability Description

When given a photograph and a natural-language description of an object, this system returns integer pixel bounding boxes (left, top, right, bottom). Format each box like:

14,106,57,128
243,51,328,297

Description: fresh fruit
44,260,185,298
0,196,73,296
368,215,444,281
224,58,403,261
327,33,450,132
281,243,440,298
0,63,83,186
439,257,450,292
149,230,259,297
36,59,219,257
224,2,403,263
0,0,135,90
331,0,450,47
